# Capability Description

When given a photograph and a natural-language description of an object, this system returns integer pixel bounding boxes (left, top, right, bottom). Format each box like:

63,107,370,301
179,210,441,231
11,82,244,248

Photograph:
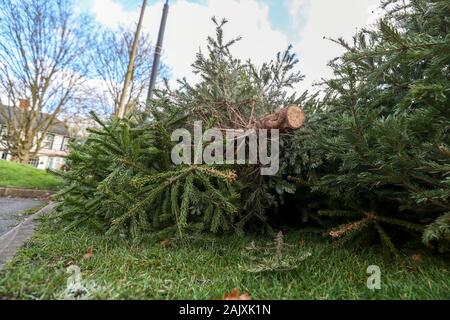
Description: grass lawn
0,160,63,190
0,215,448,300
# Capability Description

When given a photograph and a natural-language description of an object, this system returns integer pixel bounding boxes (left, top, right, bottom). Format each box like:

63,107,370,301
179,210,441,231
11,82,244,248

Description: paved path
0,202,56,270
0,198,43,237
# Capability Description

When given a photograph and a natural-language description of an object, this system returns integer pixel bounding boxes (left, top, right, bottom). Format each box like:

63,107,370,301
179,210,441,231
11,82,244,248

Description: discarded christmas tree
285,0,450,253
55,17,307,239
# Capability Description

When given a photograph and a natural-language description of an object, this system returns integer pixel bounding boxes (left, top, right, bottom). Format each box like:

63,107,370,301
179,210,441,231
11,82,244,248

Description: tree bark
255,105,306,132
18,152,30,164
11,141,32,164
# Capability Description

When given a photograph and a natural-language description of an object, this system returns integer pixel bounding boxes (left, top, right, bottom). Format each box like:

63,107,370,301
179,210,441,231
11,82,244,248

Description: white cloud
287,0,381,94
89,0,289,88
91,0,135,28
88,0,384,96
285,0,308,19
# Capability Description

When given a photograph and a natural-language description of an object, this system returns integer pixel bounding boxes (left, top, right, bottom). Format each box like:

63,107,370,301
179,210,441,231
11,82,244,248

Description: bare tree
0,0,91,163
90,26,160,117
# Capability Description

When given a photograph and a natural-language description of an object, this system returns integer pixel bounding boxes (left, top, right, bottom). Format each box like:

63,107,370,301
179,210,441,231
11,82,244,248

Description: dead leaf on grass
223,288,252,300
412,253,422,263
160,239,171,248
82,246,93,260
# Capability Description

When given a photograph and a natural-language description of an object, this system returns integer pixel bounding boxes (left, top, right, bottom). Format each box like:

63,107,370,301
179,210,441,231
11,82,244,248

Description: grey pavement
0,197,43,237
0,201,56,270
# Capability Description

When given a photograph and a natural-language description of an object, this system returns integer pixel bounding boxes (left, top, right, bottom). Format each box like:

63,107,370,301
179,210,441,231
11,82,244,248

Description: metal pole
117,0,148,119
146,0,169,102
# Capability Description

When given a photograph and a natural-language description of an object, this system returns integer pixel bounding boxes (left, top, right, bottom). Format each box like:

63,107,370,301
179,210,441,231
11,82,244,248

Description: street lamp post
146,0,170,103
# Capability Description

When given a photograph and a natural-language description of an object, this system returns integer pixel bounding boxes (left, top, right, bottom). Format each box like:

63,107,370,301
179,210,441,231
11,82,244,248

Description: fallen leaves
82,246,93,260
402,253,424,271
411,253,422,263
160,239,171,248
223,288,251,300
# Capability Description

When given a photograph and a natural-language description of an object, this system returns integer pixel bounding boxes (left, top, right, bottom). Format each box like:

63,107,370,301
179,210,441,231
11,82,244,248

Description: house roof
0,104,69,137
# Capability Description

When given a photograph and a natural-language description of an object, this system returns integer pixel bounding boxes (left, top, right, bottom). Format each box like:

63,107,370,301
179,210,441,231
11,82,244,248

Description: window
1,152,7,160
48,157,56,169
61,137,70,151
43,134,55,150
28,158,39,167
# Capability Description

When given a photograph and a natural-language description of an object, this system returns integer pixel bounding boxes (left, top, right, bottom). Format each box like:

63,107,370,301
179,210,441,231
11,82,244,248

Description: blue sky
77,0,382,93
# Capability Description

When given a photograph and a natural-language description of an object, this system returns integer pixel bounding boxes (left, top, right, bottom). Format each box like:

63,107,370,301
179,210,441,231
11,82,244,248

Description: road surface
0,197,43,237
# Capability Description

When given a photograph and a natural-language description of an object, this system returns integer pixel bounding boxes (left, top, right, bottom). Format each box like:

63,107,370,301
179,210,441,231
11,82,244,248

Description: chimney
19,99,30,109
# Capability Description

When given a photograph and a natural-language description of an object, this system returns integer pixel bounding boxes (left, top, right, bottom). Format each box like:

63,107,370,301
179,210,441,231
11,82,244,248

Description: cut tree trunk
255,105,306,132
